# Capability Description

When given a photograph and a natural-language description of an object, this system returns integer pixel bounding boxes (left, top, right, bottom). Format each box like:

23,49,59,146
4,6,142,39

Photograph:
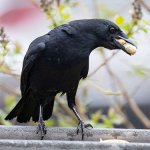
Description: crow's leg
71,106,93,139
67,93,93,140
36,105,46,140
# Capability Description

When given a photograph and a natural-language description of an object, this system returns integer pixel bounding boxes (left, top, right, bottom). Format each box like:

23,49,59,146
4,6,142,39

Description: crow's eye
109,27,116,34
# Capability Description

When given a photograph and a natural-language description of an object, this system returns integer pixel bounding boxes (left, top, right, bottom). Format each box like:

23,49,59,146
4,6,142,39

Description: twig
114,103,135,128
55,95,89,122
0,84,20,97
88,51,119,77
40,0,58,27
55,96,77,121
131,73,150,96
0,71,20,79
85,80,121,96
139,0,150,13
75,97,87,120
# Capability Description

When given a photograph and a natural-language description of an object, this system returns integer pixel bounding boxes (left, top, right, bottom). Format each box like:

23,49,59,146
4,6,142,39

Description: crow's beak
114,35,137,55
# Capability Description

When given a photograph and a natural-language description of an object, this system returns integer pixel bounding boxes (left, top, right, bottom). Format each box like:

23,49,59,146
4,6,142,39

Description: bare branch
0,84,20,97
139,0,150,13
55,96,77,121
0,71,20,79
88,51,119,77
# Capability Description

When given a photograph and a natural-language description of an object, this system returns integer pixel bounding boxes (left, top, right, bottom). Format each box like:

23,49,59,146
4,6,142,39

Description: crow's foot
36,120,46,140
76,121,93,140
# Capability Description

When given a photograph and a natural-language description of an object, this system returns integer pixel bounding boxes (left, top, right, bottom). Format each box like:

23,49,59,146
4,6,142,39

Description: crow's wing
21,35,49,95
80,60,89,79
21,24,76,95
57,24,76,35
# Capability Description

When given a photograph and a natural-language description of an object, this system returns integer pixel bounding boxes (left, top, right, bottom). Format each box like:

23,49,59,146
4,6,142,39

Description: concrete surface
0,140,150,150
0,125,150,150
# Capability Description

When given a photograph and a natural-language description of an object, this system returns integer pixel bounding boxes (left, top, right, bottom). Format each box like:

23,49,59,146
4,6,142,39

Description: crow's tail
5,89,36,123
5,97,25,121
5,90,55,123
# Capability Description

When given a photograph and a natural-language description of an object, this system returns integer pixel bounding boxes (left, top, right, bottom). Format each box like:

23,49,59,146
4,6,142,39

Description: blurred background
0,0,150,129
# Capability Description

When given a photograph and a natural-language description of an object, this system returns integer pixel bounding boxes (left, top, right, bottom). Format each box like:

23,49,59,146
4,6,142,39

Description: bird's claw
84,123,93,129
76,121,93,140
36,120,47,140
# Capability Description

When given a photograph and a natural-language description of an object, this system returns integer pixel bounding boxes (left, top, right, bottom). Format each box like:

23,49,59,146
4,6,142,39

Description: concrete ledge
0,125,150,150
0,125,150,142
0,140,150,150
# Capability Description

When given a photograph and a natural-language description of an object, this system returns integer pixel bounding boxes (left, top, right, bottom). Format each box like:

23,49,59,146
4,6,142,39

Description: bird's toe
76,121,93,140
37,121,47,140
84,123,93,129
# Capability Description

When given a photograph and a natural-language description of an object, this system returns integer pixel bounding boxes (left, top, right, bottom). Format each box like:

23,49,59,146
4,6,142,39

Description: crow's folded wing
80,60,89,79
21,35,49,95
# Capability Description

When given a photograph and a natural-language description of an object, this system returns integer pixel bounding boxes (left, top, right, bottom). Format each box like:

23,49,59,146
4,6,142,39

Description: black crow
5,19,136,140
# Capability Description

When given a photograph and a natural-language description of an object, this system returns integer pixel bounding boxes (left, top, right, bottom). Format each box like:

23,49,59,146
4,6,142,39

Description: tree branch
88,51,119,77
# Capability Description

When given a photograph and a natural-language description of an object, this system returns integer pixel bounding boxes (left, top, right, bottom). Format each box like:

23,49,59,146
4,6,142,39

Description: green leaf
105,90,121,96
58,4,65,12
132,65,148,77
58,116,73,127
123,23,130,32
13,42,22,54
108,107,115,118
45,120,54,127
0,109,12,125
4,95,16,112
142,28,148,33
141,19,150,26
102,117,113,128
62,13,70,20
115,16,125,26
91,111,101,123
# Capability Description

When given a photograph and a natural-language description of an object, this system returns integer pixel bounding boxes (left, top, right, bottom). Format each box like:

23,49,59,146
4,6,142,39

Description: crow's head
69,19,137,55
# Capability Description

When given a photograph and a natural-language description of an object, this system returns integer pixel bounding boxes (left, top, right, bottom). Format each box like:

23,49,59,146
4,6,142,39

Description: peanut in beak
117,39,136,55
